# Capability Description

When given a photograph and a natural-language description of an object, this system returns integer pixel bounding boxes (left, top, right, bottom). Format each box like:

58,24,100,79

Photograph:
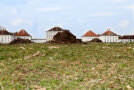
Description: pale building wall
119,39,134,43
81,36,120,43
15,36,32,40
31,39,46,43
0,35,14,44
99,36,119,43
81,36,99,42
46,31,62,41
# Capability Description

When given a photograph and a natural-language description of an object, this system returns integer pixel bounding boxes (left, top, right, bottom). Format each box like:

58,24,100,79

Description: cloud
36,7,66,12
11,18,32,26
119,20,129,28
91,12,116,17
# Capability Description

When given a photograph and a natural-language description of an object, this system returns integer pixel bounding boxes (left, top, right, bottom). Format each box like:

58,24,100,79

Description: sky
0,0,134,38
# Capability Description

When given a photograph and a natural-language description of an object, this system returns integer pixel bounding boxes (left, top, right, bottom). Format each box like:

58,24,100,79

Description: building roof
0,30,13,35
119,35,134,39
48,27,64,31
101,29,118,36
82,30,98,37
14,29,31,36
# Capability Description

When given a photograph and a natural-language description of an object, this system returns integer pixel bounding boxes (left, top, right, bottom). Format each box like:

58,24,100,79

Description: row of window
47,33,57,40
0,36,13,43
104,39,118,42
47,35,53,40
16,37,30,39
101,36,118,39
0,36,31,43
83,37,118,39
47,32,58,36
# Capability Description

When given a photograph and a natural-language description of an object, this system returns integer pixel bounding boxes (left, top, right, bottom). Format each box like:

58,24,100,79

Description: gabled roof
82,30,98,37
0,30,13,35
101,29,118,36
14,29,31,36
48,27,64,31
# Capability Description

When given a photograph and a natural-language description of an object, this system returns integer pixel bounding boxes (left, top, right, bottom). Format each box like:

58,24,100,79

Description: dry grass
0,43,134,89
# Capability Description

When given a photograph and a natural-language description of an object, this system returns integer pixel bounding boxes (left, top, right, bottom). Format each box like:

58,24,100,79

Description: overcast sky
0,0,134,38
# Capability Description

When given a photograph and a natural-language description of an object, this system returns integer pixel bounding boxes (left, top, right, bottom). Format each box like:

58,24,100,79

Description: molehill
89,38,102,43
47,30,82,44
10,38,32,44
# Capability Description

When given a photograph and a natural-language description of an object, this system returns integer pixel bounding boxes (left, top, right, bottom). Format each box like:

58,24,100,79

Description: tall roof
14,29,31,36
0,30,13,35
101,29,118,36
48,27,64,31
82,30,98,37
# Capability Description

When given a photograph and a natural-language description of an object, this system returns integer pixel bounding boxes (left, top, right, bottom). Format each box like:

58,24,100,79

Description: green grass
0,43,134,90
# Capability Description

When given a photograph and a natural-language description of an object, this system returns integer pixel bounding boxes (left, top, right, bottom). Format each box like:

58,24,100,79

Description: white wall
31,39,46,43
81,36,99,42
99,36,119,43
15,36,32,40
118,39,134,43
46,31,62,41
0,35,14,44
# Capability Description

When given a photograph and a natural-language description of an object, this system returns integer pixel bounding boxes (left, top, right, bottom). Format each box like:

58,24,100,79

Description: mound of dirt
89,38,102,43
10,38,33,44
47,30,82,44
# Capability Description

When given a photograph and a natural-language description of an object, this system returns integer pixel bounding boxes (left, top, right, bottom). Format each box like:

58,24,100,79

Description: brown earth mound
89,38,102,43
10,38,33,44
47,30,82,44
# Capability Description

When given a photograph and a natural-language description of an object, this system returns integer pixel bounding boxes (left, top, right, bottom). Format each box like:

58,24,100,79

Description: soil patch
89,38,102,43
10,38,33,44
47,30,82,44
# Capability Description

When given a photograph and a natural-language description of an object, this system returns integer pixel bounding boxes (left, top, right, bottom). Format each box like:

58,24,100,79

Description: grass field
0,43,134,90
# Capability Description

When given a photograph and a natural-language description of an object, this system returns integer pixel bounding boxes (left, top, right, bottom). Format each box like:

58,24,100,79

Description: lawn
0,43,134,90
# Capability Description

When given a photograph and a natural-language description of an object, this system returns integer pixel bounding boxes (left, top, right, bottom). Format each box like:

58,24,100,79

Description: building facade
82,29,120,43
0,30,14,44
14,29,32,40
31,39,46,43
0,28,33,44
0,27,48,44
46,27,63,41
119,35,134,43
99,30,119,43
81,30,99,42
